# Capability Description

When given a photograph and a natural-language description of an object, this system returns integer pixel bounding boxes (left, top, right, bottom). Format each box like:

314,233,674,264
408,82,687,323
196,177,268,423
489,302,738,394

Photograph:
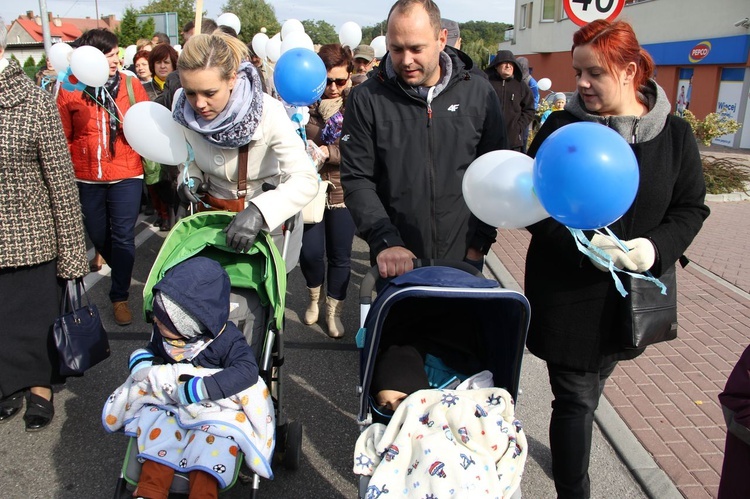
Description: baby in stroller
102,257,275,499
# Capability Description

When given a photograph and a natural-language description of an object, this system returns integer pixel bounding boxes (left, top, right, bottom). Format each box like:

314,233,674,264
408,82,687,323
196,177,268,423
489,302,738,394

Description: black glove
223,203,264,253
178,177,204,204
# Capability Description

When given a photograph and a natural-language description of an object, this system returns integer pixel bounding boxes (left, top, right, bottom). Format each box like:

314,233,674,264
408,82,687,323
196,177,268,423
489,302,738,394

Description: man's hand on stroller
376,246,417,278
177,374,208,405
224,203,265,253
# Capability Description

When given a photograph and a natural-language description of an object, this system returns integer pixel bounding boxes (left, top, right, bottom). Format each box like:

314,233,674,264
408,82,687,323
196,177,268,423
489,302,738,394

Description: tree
361,21,386,45
301,20,338,45
116,7,155,46
139,0,198,33
221,0,280,44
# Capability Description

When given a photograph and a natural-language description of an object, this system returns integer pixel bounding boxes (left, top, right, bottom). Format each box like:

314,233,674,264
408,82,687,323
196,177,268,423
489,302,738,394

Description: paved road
0,215,646,498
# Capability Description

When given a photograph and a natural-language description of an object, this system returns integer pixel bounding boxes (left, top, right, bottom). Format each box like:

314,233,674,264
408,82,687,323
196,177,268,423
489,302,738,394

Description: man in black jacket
340,0,507,278
486,50,535,151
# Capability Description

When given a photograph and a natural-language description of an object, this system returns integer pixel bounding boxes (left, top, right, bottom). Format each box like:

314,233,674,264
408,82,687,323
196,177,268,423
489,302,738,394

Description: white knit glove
589,233,637,272
622,238,656,272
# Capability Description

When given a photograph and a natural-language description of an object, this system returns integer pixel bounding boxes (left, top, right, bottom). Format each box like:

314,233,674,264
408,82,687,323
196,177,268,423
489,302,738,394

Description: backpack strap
125,75,135,106
237,144,249,198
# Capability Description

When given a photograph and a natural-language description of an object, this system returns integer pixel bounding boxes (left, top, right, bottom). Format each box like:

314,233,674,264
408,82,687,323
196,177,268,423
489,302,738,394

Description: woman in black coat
525,19,709,498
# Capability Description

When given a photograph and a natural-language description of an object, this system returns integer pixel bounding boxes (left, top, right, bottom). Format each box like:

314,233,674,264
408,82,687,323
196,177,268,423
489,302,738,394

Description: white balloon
48,42,73,72
252,33,269,60
370,35,387,59
339,21,362,48
281,31,314,54
69,46,109,87
266,34,282,63
281,19,305,39
173,44,182,54
123,102,188,165
462,150,548,229
537,77,552,91
123,45,137,67
217,12,241,35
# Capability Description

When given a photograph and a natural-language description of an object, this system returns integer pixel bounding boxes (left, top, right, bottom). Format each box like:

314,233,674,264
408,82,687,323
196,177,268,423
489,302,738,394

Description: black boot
23,392,54,432
0,391,25,423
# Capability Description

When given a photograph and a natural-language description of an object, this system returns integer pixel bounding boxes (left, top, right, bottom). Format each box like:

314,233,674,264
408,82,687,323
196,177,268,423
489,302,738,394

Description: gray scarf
385,51,453,101
565,79,672,144
173,62,264,149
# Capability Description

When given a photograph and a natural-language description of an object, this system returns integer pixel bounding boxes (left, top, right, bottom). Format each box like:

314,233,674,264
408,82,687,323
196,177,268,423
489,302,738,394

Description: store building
501,0,750,148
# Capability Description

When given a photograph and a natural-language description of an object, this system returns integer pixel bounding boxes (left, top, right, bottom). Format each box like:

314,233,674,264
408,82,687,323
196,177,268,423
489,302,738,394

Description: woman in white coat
175,32,317,269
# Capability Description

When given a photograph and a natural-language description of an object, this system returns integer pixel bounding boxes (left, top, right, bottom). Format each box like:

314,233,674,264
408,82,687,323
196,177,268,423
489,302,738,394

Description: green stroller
112,211,302,498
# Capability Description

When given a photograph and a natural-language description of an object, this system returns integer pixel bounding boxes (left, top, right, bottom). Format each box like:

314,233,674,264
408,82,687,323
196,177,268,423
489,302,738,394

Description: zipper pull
427,103,433,127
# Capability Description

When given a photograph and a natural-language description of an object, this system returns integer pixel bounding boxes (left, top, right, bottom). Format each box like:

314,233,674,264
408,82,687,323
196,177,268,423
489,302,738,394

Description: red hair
572,19,654,89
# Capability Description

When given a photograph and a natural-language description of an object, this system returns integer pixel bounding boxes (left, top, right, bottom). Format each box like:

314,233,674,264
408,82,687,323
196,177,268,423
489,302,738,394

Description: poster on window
713,80,742,147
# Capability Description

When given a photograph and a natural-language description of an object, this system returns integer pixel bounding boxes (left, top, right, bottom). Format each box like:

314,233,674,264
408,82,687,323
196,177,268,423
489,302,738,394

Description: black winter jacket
340,47,507,263
524,85,709,371
485,51,535,150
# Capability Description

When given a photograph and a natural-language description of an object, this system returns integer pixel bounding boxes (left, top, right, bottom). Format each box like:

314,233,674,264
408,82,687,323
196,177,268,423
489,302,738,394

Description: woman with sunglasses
299,44,357,338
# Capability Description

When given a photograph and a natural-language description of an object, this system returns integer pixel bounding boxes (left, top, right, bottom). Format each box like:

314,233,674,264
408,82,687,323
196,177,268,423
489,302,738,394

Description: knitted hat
554,92,567,103
370,345,431,397
152,291,207,339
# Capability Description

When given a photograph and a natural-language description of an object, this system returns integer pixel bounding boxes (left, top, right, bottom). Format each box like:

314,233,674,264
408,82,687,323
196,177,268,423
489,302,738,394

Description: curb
484,249,682,499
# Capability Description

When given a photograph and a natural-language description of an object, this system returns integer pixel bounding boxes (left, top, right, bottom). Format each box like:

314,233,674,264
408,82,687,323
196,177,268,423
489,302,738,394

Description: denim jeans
78,179,141,302
547,360,618,499
299,206,356,301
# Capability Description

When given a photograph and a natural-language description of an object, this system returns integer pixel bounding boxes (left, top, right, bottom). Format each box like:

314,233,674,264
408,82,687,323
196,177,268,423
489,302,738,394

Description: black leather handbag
620,265,678,349
53,279,111,376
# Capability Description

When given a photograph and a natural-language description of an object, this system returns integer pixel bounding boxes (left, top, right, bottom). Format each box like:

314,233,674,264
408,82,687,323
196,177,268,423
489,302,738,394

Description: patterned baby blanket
354,388,526,498
102,363,275,485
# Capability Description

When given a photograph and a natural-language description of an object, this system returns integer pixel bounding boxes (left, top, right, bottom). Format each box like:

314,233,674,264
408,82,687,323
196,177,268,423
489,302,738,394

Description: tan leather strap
237,143,249,198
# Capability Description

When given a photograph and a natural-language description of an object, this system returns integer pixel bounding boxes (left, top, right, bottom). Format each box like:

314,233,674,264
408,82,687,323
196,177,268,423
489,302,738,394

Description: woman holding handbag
175,32,317,270
0,19,89,431
298,44,357,339
524,20,710,498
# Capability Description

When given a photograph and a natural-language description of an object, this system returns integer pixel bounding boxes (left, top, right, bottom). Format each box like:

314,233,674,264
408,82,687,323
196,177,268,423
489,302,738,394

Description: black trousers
546,360,618,499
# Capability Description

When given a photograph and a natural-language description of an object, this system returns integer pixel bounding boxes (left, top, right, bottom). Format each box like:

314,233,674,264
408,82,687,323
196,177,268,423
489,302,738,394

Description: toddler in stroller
102,256,275,499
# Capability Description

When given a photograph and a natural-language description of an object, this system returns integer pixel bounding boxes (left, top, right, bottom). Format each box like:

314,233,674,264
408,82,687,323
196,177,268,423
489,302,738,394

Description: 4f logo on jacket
447,104,460,112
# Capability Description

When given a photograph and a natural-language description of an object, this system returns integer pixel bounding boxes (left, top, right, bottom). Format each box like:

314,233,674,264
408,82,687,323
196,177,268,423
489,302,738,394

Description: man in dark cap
353,44,376,75
485,50,535,152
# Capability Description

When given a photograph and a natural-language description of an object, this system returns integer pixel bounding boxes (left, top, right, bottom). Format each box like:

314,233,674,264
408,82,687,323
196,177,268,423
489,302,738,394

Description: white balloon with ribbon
537,78,552,91
339,21,362,48
370,35,387,59
123,102,188,165
281,19,305,39
252,33,269,60
123,45,137,67
48,42,73,72
462,150,548,229
281,31,314,55
266,33,282,63
69,45,110,87
217,12,241,34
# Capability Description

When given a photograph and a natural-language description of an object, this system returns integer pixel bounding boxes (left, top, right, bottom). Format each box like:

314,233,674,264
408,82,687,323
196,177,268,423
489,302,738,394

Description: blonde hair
177,32,248,80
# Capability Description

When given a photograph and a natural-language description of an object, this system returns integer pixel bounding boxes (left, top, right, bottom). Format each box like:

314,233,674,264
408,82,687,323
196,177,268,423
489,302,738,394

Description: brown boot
113,301,132,326
325,297,345,339
303,286,325,325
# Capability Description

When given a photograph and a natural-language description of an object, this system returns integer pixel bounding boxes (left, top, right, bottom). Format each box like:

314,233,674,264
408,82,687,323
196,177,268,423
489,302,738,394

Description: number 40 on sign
563,0,626,27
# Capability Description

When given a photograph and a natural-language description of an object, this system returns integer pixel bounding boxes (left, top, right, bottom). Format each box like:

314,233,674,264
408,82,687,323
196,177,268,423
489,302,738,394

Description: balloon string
82,86,125,124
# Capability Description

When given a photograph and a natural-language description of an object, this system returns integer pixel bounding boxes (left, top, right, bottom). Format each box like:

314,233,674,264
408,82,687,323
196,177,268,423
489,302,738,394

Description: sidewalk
490,196,750,498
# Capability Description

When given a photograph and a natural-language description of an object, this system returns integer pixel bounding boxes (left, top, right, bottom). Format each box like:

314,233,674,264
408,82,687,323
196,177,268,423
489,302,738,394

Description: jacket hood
487,50,522,80
565,79,672,143
516,56,531,81
152,257,231,338
376,46,469,100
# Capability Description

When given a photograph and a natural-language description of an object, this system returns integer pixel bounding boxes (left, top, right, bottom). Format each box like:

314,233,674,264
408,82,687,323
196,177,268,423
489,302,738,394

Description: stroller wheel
281,420,303,471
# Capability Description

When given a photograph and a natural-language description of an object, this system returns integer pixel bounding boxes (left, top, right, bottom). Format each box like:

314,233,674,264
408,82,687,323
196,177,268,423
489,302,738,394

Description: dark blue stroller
355,261,531,498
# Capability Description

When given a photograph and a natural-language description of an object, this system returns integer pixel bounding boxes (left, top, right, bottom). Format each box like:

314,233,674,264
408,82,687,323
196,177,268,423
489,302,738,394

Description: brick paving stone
629,394,665,418
690,469,720,488
699,425,727,442
672,392,710,418
638,383,672,406
703,450,726,475
648,417,685,443
659,404,695,428
634,428,672,457
612,405,651,431
654,455,698,487
659,363,691,384
650,373,680,394
679,485,713,499
677,427,724,455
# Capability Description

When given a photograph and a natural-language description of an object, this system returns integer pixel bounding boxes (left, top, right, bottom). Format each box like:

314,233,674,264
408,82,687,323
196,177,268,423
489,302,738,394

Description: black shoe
24,392,54,432
0,391,24,423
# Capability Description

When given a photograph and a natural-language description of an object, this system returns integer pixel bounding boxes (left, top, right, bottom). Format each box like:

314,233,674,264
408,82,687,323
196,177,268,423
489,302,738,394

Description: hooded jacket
485,51,535,150
341,46,506,263
523,81,709,371
516,56,539,109
147,257,259,400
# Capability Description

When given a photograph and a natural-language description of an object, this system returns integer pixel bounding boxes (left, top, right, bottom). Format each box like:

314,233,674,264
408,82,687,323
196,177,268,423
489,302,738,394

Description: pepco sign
689,41,712,63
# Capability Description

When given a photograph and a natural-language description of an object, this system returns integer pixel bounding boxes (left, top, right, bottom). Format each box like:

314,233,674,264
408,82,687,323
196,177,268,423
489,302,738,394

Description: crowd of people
4,0,742,497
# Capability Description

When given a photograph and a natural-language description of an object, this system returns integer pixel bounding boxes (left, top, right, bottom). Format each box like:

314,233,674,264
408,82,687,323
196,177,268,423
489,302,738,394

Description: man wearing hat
353,44,376,75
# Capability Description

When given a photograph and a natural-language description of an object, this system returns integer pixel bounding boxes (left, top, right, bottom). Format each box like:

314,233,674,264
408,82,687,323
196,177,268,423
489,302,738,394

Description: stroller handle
359,259,484,304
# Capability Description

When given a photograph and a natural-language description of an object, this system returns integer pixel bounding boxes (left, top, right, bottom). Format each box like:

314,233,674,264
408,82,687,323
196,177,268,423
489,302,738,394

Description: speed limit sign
563,0,626,27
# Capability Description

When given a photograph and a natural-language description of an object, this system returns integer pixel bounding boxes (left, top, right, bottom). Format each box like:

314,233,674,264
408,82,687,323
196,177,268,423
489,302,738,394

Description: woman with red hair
525,20,709,497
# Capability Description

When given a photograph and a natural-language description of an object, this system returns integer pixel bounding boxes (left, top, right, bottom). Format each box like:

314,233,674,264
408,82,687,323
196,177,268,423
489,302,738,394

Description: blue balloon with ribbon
532,121,639,230
60,67,86,92
273,48,327,106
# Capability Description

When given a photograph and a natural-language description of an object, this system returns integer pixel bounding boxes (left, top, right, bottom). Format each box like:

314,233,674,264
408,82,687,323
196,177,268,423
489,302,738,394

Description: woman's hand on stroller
224,203,265,253
177,374,208,406
178,177,205,205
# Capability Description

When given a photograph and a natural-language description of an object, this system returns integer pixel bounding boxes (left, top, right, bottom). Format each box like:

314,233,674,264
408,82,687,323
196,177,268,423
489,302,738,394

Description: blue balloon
532,122,639,230
273,48,327,106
